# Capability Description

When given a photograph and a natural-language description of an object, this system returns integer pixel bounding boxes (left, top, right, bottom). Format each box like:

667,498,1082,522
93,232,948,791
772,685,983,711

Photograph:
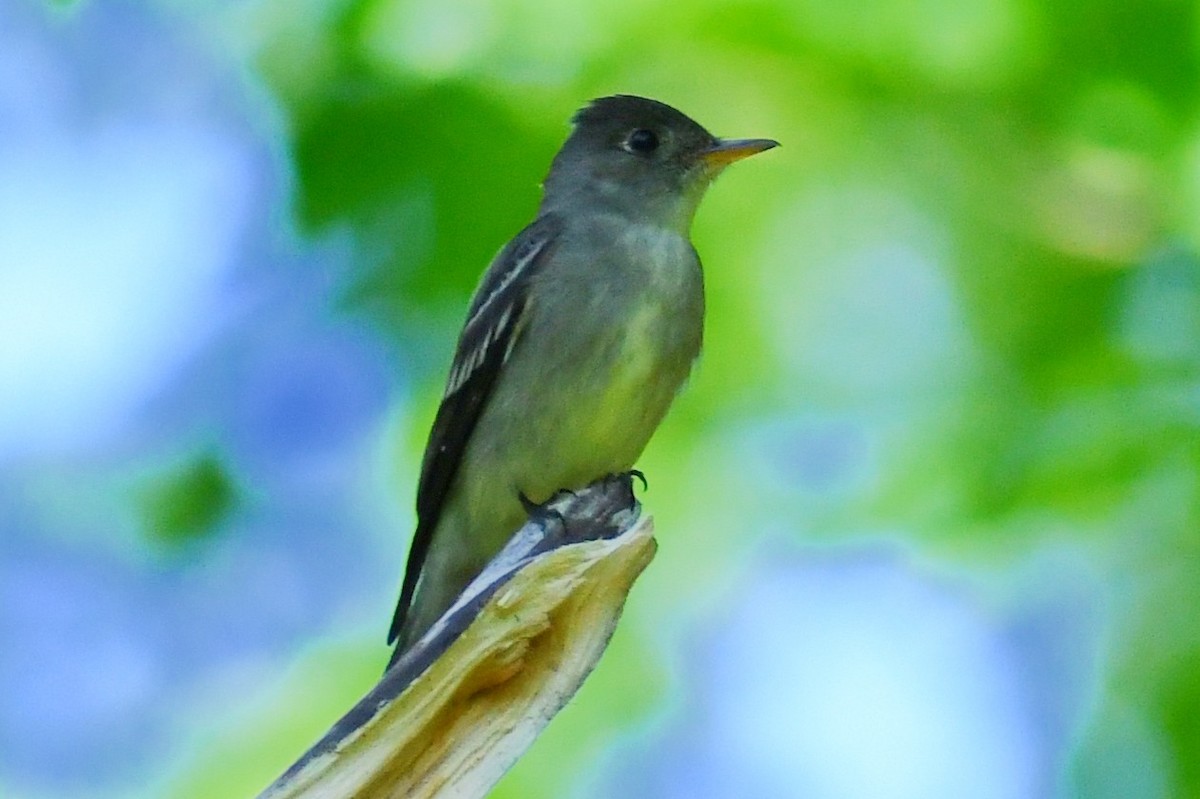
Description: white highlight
0,123,252,459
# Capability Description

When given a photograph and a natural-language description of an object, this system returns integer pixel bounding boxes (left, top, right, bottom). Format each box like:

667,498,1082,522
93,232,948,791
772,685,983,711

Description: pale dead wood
259,476,655,799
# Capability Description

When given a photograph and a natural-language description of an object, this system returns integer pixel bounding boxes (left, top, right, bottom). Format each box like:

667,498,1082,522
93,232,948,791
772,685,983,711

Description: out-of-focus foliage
1,0,1197,797
137,454,237,546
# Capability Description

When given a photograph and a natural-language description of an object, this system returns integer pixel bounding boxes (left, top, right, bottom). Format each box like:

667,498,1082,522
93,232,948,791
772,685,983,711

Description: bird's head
541,95,778,231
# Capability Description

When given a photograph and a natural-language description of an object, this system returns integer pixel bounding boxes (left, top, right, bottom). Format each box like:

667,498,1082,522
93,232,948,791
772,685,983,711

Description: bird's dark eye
624,128,659,154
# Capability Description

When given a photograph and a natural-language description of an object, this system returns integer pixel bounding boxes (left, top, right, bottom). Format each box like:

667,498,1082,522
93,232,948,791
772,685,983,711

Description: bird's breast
574,225,704,452
488,218,704,504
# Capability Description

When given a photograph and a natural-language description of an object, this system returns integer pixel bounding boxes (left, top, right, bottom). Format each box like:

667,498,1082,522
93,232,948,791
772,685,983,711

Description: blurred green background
1,0,1197,797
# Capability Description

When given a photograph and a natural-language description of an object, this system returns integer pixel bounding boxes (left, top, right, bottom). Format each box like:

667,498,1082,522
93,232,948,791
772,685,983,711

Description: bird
386,94,777,666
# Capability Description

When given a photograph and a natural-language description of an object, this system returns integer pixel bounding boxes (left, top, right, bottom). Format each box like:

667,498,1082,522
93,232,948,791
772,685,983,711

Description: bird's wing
387,214,563,645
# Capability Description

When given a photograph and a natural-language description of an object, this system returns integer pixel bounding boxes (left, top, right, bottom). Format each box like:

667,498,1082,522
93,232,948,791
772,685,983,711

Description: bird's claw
606,469,647,492
518,488,572,528
518,490,540,515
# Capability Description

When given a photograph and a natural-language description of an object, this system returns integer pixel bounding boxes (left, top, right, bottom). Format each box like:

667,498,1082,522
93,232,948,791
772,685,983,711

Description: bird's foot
597,470,647,511
518,488,574,528
604,469,648,492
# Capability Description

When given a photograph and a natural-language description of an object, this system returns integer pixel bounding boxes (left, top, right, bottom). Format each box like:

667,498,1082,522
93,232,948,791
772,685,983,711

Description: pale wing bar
387,216,562,647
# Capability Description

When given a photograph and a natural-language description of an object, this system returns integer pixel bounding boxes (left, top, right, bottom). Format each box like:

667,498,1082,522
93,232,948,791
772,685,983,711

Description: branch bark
258,475,655,799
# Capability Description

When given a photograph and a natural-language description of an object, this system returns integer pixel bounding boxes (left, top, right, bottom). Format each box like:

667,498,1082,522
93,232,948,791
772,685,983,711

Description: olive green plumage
387,95,777,664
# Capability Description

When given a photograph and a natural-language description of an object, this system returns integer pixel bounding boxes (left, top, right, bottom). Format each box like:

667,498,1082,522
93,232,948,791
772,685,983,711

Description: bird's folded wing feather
387,214,563,645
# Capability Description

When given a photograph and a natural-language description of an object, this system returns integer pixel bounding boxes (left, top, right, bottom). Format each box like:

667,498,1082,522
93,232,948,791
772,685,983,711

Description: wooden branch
258,476,655,799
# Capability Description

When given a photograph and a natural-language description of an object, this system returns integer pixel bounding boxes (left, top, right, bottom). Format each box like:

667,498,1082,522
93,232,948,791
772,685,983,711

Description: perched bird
387,95,776,664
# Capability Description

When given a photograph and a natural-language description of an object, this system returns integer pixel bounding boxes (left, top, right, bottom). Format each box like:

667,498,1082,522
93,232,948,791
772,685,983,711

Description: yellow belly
575,304,680,462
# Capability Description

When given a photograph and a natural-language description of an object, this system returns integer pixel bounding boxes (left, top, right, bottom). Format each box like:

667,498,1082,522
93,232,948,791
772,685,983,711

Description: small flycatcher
388,95,777,664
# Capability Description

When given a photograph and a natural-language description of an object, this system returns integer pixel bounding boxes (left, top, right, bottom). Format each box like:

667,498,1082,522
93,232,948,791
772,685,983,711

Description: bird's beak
700,138,780,168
